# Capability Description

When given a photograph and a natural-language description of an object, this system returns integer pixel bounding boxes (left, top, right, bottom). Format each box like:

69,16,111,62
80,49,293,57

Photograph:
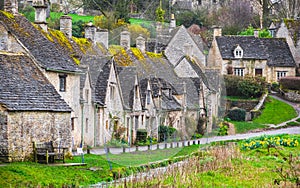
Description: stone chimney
213,26,222,38
94,28,109,49
32,0,48,32
60,15,72,38
170,14,176,30
4,0,18,14
254,29,259,38
84,22,96,41
136,35,145,53
120,30,130,49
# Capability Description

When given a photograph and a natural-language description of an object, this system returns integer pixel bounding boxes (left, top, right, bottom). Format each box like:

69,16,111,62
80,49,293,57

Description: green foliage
286,121,300,126
279,77,300,91
19,6,35,22
158,125,177,142
128,24,150,46
155,7,165,23
224,75,266,98
175,11,203,27
241,135,299,150
228,107,246,121
72,20,85,38
135,129,147,144
239,25,272,38
253,96,297,125
217,122,228,136
233,121,267,134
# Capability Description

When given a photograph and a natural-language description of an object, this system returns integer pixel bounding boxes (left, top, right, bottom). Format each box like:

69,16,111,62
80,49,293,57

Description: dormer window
234,45,243,59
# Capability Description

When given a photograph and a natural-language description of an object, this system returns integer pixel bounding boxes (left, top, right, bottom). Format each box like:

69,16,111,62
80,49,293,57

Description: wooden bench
33,141,67,164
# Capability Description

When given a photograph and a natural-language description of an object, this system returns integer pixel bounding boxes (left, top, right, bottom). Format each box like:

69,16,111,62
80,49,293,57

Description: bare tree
273,0,300,19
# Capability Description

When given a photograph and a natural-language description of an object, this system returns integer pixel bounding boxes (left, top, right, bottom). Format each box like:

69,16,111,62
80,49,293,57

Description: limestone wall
0,111,71,162
44,71,81,148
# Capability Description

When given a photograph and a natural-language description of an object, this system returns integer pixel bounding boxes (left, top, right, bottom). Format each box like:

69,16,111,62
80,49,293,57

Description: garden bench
33,141,67,164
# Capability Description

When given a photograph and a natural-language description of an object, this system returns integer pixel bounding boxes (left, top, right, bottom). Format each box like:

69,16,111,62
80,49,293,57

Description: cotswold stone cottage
207,28,296,82
0,52,72,162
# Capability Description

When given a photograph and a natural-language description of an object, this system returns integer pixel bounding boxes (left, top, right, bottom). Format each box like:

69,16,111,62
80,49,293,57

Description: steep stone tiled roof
116,66,136,110
95,60,112,105
80,55,110,105
0,12,81,73
216,36,296,67
0,52,72,112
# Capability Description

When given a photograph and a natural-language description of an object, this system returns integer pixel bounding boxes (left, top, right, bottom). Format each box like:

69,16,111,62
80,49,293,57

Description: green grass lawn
0,145,201,187
232,96,298,133
0,135,299,187
253,96,297,124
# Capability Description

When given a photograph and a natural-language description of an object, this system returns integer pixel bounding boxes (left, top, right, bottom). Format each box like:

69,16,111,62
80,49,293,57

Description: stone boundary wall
283,90,300,103
1,111,72,162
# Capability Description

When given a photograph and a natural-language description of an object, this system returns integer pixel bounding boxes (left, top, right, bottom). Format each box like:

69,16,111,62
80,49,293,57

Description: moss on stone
72,37,92,54
0,11,14,19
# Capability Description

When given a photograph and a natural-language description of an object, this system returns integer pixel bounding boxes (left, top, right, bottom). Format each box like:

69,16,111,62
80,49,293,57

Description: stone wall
283,90,300,103
1,111,71,162
0,112,8,162
226,99,259,112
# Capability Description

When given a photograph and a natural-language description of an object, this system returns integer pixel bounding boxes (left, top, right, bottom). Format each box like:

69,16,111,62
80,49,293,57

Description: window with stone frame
146,90,151,104
110,84,115,101
277,71,287,80
234,45,243,59
234,68,244,76
71,117,75,131
59,74,67,92
85,118,88,133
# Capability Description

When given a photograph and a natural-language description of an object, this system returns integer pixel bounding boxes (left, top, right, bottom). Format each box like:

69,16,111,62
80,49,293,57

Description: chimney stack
60,15,72,38
213,26,222,38
120,30,130,49
84,22,96,41
169,14,176,30
4,0,18,14
136,35,145,53
254,29,259,38
94,28,109,49
33,0,48,32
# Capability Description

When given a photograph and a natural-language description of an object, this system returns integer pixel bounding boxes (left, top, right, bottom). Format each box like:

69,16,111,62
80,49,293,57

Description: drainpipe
94,103,98,147
80,99,85,147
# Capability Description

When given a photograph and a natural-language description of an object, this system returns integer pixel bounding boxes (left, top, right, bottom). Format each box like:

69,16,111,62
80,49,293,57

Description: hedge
279,77,300,91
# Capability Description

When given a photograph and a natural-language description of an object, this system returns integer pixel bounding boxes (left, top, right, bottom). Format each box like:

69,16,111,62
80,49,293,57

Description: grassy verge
0,145,201,187
253,96,297,124
125,135,300,187
232,96,297,133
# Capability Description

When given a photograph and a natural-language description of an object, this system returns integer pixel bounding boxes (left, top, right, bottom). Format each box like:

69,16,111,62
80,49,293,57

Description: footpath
89,94,300,155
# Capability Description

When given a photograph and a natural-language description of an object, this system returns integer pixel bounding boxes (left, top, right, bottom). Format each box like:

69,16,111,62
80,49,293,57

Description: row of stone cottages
0,0,220,162
0,0,297,162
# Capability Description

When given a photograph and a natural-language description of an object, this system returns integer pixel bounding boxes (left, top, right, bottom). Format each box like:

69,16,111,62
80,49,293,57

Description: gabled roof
95,60,113,105
216,36,296,67
0,52,72,112
80,55,110,105
0,12,81,73
116,66,137,110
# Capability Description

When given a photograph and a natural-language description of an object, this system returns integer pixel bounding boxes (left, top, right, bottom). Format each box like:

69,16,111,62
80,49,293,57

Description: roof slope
216,36,295,67
0,12,81,73
0,52,72,112
95,60,112,105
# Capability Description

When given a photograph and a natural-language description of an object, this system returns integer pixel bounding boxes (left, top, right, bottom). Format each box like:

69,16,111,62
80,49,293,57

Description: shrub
158,125,177,142
217,122,228,136
224,75,266,98
227,107,246,121
135,129,147,144
286,121,300,126
279,77,300,91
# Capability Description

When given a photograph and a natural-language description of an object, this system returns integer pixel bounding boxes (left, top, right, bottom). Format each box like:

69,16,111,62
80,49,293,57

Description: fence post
136,145,138,151
148,145,150,150
123,146,126,153
157,143,160,149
